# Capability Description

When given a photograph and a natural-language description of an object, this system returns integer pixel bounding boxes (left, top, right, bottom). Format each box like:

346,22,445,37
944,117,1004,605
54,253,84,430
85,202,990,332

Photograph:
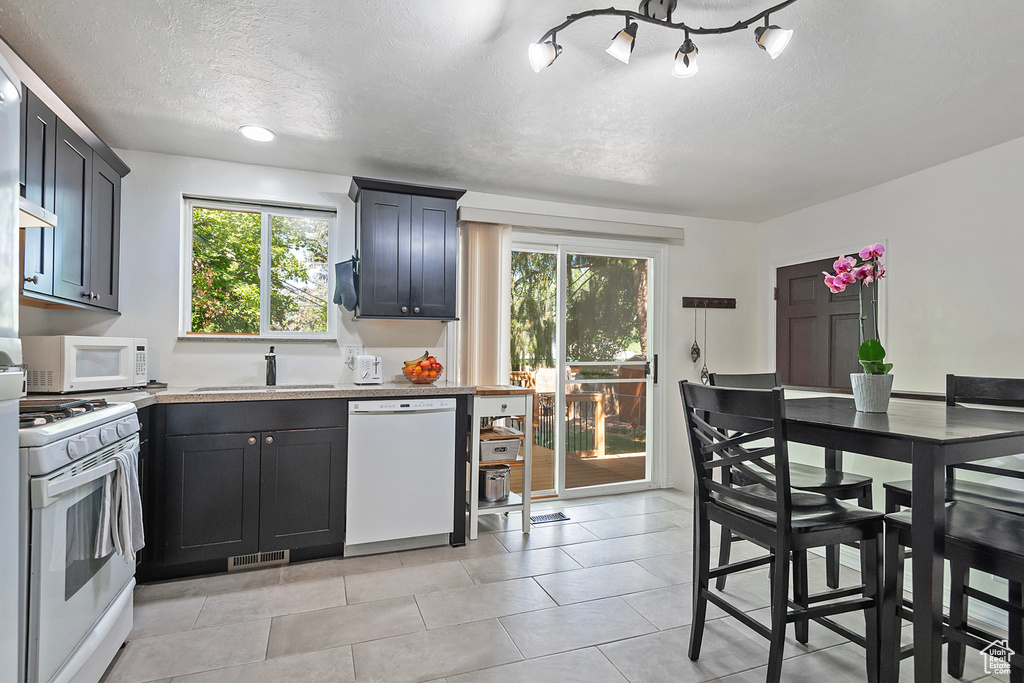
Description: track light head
606,21,639,64
529,39,563,72
754,20,794,59
672,38,698,78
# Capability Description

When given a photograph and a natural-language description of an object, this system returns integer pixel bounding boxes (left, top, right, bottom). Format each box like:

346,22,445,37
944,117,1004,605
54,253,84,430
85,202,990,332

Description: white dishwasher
346,398,456,552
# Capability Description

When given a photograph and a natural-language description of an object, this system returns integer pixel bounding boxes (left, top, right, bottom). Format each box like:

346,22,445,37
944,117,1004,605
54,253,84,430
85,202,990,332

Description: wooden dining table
784,395,1024,682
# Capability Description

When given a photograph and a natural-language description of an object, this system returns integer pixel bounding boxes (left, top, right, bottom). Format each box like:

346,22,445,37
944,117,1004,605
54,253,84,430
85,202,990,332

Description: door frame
766,241,889,381
507,231,669,498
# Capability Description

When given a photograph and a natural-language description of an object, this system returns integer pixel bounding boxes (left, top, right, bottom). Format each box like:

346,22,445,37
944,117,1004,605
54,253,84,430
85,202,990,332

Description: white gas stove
19,397,139,683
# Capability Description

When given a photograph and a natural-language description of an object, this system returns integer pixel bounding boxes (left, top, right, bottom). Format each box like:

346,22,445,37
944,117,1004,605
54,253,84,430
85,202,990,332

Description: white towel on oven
94,470,116,558
95,450,145,562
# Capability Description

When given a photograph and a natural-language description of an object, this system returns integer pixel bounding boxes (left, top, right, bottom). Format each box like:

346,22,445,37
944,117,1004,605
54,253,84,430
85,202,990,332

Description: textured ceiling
1,0,1023,222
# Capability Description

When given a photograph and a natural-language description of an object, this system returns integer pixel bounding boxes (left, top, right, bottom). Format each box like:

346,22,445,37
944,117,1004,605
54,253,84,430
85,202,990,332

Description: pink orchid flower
875,262,886,278
853,263,875,283
833,255,857,273
822,272,845,293
859,243,885,260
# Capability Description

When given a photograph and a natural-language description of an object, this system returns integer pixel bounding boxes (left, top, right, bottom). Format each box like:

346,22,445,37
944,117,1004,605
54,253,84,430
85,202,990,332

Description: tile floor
101,489,1011,682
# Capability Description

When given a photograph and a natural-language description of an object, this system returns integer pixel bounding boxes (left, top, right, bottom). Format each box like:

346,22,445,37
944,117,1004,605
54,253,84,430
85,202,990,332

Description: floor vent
530,512,570,524
227,549,290,572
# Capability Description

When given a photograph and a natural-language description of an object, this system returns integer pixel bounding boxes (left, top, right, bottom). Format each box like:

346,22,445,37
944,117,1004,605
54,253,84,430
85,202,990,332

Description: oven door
28,437,138,683
61,337,135,392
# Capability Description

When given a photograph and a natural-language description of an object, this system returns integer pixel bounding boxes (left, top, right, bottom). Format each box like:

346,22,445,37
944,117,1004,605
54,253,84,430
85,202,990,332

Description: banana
403,351,429,367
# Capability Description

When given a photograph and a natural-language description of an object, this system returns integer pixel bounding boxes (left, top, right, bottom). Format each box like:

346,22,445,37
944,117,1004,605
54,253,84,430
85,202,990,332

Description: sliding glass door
510,237,659,498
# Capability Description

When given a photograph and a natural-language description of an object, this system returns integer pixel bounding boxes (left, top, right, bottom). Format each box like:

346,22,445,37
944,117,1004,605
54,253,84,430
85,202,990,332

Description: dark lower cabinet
163,432,262,565
259,428,347,552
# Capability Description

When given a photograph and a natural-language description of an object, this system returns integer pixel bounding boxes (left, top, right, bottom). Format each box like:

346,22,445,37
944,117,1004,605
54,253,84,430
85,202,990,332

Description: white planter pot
850,373,894,413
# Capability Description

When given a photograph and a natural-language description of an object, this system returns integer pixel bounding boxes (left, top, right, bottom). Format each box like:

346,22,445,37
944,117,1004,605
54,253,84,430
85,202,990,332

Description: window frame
180,196,337,340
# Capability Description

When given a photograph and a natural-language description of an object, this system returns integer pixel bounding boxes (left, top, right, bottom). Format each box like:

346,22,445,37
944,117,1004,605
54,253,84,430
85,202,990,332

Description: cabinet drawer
475,395,527,417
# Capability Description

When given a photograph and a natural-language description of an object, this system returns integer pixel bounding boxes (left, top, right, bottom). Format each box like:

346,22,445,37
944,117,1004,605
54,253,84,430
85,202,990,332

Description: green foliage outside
510,251,647,371
191,208,328,334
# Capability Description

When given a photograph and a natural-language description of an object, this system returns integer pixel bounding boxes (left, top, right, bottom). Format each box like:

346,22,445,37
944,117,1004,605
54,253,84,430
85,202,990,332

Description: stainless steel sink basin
192,384,334,392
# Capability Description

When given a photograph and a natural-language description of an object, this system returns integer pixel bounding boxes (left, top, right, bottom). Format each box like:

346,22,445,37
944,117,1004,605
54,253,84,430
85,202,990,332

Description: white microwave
21,336,148,393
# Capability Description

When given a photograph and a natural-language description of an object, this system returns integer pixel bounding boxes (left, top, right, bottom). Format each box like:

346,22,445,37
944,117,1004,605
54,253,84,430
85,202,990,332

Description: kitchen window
182,198,334,338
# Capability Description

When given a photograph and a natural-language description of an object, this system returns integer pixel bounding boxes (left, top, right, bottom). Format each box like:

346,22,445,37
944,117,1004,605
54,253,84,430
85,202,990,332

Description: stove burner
19,398,111,427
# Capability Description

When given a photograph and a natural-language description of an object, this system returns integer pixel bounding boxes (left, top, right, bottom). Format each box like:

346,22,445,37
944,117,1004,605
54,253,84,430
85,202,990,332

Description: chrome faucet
265,346,277,386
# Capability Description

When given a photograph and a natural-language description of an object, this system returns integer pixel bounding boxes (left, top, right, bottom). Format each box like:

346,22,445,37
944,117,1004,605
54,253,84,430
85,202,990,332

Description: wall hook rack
682,297,736,309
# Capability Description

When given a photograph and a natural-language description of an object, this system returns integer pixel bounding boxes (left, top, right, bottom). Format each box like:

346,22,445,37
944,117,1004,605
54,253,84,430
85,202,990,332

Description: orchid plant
823,243,891,375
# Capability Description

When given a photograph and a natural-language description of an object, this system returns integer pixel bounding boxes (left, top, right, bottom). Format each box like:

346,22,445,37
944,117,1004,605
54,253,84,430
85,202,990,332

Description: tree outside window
188,201,331,336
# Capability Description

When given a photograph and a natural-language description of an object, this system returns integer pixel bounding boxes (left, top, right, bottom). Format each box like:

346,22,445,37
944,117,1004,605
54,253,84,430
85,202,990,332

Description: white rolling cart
468,386,534,540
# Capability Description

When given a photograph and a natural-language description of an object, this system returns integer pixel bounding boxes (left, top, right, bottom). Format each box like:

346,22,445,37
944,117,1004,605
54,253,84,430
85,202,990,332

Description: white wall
19,149,763,489
758,135,1024,392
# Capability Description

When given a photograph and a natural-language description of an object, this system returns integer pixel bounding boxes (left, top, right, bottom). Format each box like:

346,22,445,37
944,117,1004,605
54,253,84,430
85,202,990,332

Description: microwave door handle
46,458,118,498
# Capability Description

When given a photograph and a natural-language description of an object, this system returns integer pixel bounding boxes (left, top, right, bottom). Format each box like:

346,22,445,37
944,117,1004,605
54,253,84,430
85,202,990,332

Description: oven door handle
46,458,119,499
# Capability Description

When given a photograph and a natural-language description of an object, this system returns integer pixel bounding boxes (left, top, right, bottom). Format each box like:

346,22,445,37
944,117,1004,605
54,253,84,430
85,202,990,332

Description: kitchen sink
191,384,335,392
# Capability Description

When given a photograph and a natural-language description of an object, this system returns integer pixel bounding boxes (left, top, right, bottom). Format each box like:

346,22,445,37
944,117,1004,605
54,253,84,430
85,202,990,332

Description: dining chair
882,501,1024,682
883,374,1024,518
679,381,883,683
708,372,874,590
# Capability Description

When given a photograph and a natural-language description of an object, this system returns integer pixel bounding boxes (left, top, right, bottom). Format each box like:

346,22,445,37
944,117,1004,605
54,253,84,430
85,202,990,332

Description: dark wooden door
259,427,347,552
53,119,92,302
776,256,876,389
409,195,457,319
89,154,121,310
358,189,411,317
21,88,57,296
163,432,261,564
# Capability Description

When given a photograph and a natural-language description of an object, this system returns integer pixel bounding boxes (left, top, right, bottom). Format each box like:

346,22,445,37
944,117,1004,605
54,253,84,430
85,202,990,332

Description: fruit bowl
402,353,444,384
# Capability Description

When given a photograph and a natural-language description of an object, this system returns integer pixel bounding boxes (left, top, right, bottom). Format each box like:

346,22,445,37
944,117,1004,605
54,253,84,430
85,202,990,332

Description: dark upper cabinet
259,427,347,552
21,88,57,296
53,119,92,303
349,177,465,320
163,432,262,565
22,87,56,212
17,82,127,311
89,154,121,310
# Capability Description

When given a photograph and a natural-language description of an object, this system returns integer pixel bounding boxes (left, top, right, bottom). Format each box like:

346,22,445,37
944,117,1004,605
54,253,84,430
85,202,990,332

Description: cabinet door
52,119,93,303
409,195,458,319
358,189,411,317
89,154,121,310
22,88,56,212
163,433,261,564
21,88,57,296
259,428,347,552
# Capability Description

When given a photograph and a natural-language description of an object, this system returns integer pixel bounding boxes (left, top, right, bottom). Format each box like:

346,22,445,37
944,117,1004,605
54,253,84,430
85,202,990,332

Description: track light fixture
754,17,794,59
529,0,799,77
606,19,639,64
672,35,698,78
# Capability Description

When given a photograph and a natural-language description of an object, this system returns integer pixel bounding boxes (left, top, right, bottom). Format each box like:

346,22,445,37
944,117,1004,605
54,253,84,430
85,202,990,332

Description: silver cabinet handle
401,305,408,313
501,403,508,411
248,437,257,445
24,276,38,284
266,436,274,444
82,292,91,298
413,306,420,314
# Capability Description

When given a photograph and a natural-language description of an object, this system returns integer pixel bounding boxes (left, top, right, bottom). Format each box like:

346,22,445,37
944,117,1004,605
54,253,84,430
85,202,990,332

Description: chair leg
861,530,882,683
715,525,732,591
1010,580,1023,683
880,524,905,683
766,539,791,683
825,544,841,589
793,549,809,644
689,513,711,661
946,562,969,678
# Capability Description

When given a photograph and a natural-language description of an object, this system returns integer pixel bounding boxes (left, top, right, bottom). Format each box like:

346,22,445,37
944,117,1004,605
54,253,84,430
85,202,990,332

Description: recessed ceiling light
238,125,275,142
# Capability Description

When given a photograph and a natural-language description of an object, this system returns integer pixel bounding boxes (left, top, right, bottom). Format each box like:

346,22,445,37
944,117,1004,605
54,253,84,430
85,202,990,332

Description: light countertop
41,381,477,409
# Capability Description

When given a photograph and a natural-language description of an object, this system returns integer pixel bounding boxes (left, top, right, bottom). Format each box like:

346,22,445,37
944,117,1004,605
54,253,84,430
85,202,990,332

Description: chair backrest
708,372,781,390
679,380,793,530
946,374,1024,480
